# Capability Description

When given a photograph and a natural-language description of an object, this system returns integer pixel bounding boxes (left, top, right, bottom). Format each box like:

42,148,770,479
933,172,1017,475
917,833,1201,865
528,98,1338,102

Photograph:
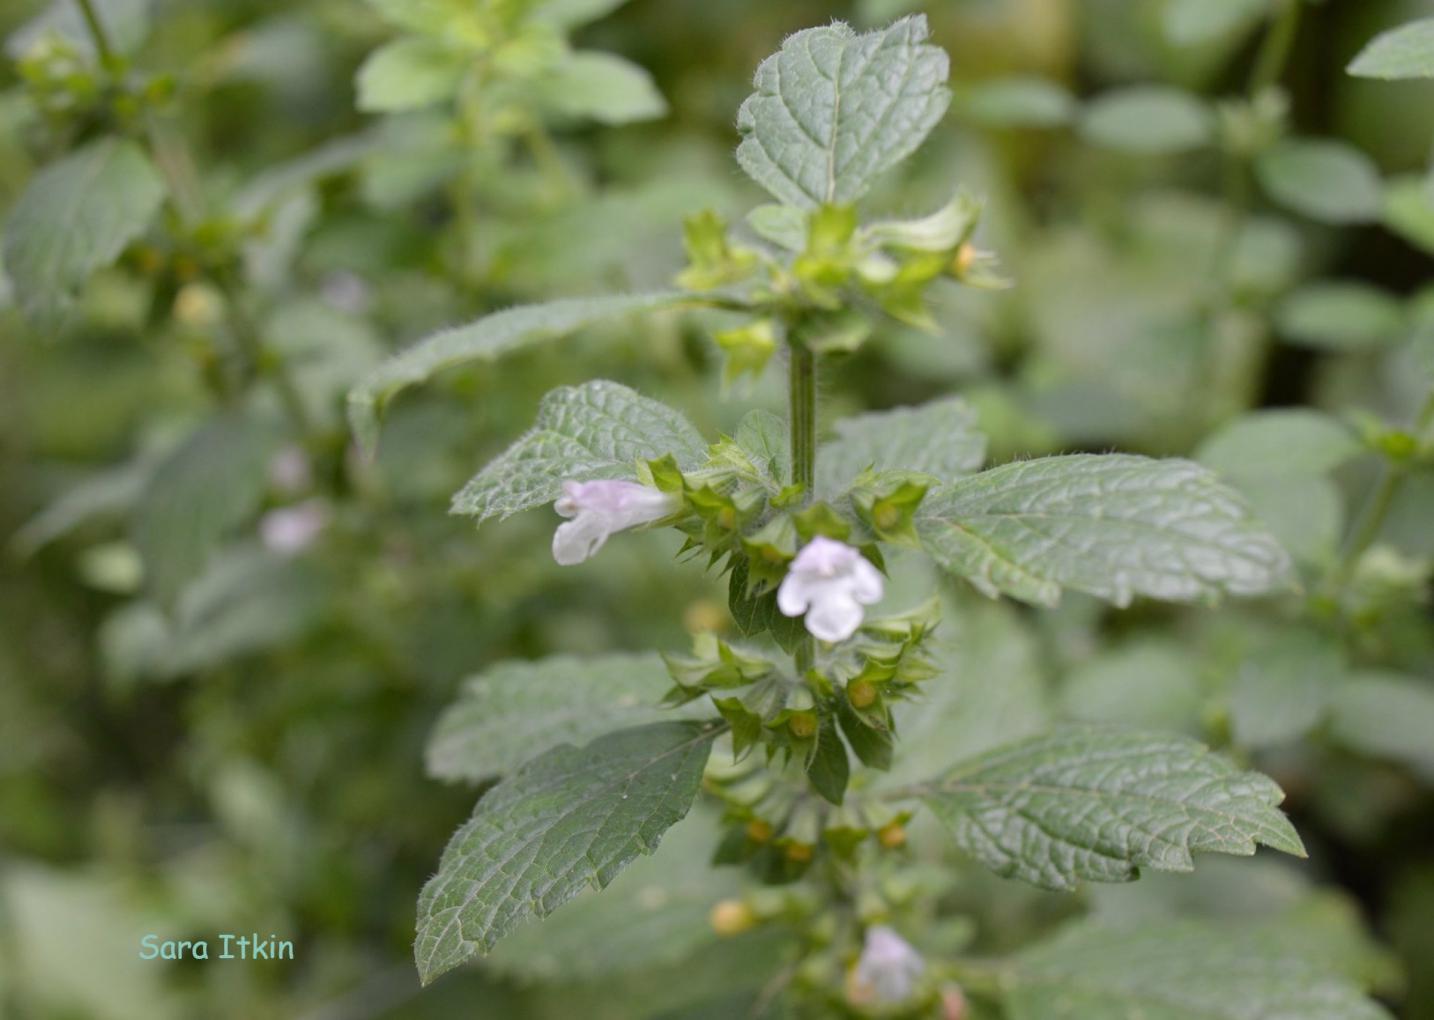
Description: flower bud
709,899,756,936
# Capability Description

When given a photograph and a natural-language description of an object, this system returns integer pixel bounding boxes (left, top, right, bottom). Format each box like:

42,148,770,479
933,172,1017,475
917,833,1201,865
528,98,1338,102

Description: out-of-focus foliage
0,0,1431,1018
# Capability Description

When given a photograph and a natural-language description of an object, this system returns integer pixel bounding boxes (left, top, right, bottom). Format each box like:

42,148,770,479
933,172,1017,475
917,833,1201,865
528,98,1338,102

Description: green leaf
131,414,280,608
532,0,631,31
2,137,165,324
450,379,706,522
734,409,791,486
355,38,469,112
958,76,1075,128
7,0,152,59
1275,281,1406,351
727,556,807,652
806,714,850,804
1348,17,1434,80
536,51,667,125
1079,86,1215,155
1060,641,1203,734
414,720,720,984
1008,918,1393,1020
11,454,156,557
915,455,1292,608
1256,139,1384,225
1328,672,1434,780
836,696,893,770
1197,409,1361,480
426,653,679,783
1164,0,1270,45
1381,173,1434,255
819,397,986,494
734,16,951,208
347,291,689,455
916,728,1306,891
1229,631,1344,750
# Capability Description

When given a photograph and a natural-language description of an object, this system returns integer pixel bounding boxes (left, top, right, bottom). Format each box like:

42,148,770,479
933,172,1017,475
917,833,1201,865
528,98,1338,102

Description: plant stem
76,0,116,66
1250,0,1301,93
214,267,318,441
789,339,817,675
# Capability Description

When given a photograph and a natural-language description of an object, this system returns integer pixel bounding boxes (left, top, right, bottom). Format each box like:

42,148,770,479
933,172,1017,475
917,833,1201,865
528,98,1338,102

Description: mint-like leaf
916,454,1292,607
735,16,950,208
414,720,720,984
1349,17,1434,80
819,396,985,494
450,380,706,522
915,728,1306,891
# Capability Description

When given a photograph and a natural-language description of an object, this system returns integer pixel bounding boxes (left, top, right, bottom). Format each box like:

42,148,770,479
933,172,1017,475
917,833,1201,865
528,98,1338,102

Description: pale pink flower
552,480,677,566
777,536,883,642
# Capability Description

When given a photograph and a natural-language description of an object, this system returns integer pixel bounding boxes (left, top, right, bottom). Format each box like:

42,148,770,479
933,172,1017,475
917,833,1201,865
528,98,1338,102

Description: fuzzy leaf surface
414,720,720,984
917,728,1305,891
1008,918,1392,1020
734,16,950,208
450,380,706,522
819,396,985,494
1349,17,1434,79
347,292,688,454
915,454,1292,607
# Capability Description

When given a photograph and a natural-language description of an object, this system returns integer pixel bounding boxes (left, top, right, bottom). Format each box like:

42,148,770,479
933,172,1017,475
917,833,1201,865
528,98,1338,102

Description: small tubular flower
849,925,925,1007
552,479,678,566
776,536,883,642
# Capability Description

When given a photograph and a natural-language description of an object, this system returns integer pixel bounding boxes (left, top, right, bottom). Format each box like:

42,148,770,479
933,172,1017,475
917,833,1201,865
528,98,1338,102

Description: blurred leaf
131,413,280,608
1079,86,1214,154
450,379,706,522
1060,640,1203,734
5,0,151,59
2,137,165,324
1381,173,1434,255
11,454,156,556
1348,17,1434,80
1230,630,1344,750
1165,0,1270,46
414,721,720,984
734,16,950,208
347,291,689,455
426,653,678,783
1197,409,1361,480
535,51,667,125
916,455,1293,608
1276,281,1406,351
1256,139,1383,225
917,728,1305,891
958,77,1076,128
1008,918,1392,1020
1328,672,1434,780
355,38,470,112
532,0,632,31
818,396,986,494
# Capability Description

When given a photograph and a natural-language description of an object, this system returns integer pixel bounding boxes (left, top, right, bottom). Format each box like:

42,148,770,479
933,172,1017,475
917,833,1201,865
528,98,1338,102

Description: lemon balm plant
349,17,1397,1017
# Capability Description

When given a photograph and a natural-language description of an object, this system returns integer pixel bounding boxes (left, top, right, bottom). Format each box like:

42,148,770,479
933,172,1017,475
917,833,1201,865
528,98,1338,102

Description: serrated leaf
1079,86,1215,155
1276,280,1406,351
414,720,720,984
1349,17,1434,80
131,414,280,608
426,653,678,783
734,409,791,486
1009,918,1393,1020
2,137,165,324
450,379,706,522
916,728,1306,891
734,16,951,209
915,455,1292,608
1197,409,1361,480
355,37,469,112
1256,139,1383,225
819,396,986,494
535,51,667,125
347,291,689,455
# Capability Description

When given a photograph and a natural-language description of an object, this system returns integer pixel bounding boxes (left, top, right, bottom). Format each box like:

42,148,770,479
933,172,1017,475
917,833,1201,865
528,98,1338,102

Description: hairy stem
789,339,817,675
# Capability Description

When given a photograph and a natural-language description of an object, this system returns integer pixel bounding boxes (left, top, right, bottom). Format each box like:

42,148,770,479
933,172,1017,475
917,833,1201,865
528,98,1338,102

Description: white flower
777,536,883,643
552,480,678,566
850,925,925,1006
260,499,330,555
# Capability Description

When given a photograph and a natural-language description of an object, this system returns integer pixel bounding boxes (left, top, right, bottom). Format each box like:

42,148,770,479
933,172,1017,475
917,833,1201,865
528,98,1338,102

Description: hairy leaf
3,137,165,323
734,16,950,208
450,380,706,522
1349,17,1434,80
1256,139,1383,225
1009,918,1393,1020
819,396,985,494
347,292,689,454
414,720,720,984
916,728,1305,891
426,653,678,783
916,454,1292,608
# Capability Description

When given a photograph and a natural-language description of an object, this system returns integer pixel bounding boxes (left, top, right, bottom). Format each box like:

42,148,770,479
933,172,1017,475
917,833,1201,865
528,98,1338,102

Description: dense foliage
2,1,1433,1018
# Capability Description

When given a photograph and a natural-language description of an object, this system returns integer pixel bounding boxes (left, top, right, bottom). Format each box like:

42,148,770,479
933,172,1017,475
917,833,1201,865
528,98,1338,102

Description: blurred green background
2,0,1433,1017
